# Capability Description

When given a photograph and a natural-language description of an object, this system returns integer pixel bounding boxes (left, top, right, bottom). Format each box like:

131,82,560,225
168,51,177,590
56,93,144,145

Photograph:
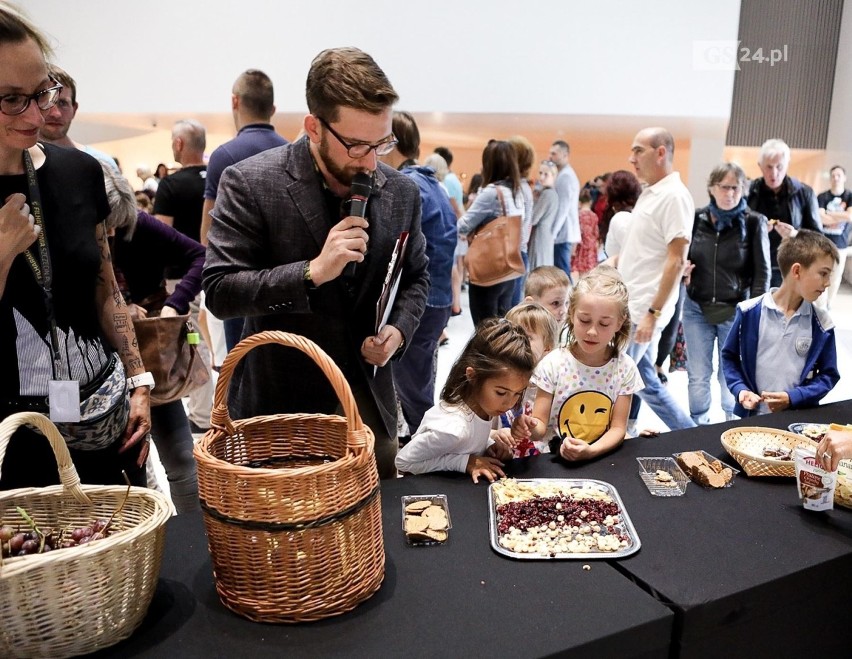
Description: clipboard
376,231,409,334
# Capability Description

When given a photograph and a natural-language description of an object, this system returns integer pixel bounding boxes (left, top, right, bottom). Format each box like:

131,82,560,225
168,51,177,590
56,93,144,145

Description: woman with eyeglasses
0,3,152,489
457,140,525,326
682,162,770,424
527,160,560,270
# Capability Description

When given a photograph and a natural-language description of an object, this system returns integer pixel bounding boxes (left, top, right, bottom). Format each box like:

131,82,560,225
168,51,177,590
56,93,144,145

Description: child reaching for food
395,319,535,483
498,302,560,456
512,266,643,461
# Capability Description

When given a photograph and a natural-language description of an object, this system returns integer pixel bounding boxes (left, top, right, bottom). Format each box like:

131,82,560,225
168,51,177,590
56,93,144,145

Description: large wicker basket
193,331,384,623
0,412,171,658
720,426,816,477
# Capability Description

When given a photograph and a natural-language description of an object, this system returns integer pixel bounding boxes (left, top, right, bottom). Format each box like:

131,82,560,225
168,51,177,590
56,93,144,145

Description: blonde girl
498,302,560,456
512,266,643,461
396,319,535,483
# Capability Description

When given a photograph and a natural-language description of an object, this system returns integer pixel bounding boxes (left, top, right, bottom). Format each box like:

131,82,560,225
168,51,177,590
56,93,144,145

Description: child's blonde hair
565,265,631,354
441,319,535,407
505,302,559,354
524,266,571,299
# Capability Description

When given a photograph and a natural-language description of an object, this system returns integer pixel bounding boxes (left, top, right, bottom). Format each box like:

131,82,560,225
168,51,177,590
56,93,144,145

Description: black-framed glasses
316,116,397,158
0,79,63,116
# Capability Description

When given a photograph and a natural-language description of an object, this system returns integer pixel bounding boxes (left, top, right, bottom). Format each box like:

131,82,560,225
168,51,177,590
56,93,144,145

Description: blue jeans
554,242,572,281
626,325,695,431
681,296,736,424
150,400,200,513
512,251,529,307
224,316,245,352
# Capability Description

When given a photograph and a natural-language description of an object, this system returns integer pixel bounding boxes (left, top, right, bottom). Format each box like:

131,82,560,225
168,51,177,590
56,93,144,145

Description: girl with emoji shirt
512,266,643,461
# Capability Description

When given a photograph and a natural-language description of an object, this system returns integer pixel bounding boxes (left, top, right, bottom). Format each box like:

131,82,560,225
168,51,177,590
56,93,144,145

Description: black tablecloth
93,471,672,658
92,400,852,658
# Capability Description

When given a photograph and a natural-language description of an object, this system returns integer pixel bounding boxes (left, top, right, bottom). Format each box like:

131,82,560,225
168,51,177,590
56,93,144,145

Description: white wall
24,0,741,118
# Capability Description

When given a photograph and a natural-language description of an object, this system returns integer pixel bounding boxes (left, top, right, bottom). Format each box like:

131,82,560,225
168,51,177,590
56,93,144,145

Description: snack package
794,446,836,511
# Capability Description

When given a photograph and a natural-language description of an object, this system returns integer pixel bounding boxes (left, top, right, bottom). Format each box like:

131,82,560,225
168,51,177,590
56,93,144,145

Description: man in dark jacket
746,138,821,287
203,48,429,478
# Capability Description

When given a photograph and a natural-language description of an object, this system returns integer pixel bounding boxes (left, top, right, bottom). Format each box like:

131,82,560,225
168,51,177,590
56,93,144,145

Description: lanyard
20,148,61,364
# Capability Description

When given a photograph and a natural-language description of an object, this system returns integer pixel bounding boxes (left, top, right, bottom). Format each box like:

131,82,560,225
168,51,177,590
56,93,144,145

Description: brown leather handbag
133,314,209,406
464,186,525,286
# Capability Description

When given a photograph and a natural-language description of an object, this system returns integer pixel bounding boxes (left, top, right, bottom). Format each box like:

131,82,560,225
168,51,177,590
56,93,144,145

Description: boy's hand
739,390,762,410
489,429,515,460
761,390,790,413
510,414,538,441
465,455,506,483
559,435,592,462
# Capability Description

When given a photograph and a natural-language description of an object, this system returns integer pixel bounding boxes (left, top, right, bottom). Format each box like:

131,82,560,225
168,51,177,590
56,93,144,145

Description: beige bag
464,187,525,286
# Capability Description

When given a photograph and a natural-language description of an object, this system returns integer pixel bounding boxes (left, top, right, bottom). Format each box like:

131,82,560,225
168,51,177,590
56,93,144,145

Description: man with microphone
203,47,429,478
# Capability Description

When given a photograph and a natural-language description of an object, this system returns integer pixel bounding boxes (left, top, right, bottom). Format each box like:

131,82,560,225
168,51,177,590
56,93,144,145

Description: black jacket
686,206,771,305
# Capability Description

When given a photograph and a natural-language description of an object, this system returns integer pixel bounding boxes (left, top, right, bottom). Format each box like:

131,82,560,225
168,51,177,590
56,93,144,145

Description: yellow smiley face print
557,391,612,444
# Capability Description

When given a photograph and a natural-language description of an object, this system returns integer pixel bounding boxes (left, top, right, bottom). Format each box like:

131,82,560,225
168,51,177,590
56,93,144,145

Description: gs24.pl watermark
693,40,789,70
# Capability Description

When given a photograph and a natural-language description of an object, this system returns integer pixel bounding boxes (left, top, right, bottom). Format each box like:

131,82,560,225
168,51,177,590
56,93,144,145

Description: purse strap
494,184,508,216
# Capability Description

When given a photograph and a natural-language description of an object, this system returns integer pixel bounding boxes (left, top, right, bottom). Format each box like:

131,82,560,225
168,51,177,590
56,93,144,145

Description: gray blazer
203,137,429,436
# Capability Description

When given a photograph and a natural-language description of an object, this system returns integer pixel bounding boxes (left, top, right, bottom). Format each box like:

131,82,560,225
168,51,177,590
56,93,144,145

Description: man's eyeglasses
316,116,397,158
0,80,63,116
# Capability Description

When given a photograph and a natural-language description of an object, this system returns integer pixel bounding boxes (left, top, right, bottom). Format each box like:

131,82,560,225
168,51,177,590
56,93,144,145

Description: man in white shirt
617,127,696,431
549,140,580,278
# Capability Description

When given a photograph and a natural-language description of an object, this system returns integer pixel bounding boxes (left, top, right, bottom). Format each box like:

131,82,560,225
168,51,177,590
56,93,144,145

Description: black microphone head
350,172,373,198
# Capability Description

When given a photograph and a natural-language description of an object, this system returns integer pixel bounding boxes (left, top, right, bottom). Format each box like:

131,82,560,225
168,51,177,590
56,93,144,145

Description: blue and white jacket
721,293,839,417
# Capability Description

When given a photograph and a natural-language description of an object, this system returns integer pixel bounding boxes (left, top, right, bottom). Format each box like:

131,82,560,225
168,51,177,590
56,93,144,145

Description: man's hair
172,119,206,152
830,164,846,175
434,146,453,167
777,229,839,276
551,139,570,155
305,47,398,122
524,266,571,299
0,3,52,57
645,127,675,160
758,138,790,165
234,69,275,119
508,135,535,178
392,110,420,161
706,162,746,196
47,64,76,105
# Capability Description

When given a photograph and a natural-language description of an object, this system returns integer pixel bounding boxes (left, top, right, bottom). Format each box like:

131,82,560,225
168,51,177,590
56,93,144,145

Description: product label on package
794,447,835,511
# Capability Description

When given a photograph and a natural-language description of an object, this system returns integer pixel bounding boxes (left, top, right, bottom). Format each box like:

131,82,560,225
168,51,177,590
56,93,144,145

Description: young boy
721,230,840,417
524,266,571,325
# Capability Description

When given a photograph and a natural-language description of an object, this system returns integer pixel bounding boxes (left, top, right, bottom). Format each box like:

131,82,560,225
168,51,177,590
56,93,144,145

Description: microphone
343,172,373,278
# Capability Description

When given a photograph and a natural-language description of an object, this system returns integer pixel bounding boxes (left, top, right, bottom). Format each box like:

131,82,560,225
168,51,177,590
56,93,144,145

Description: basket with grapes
0,412,171,658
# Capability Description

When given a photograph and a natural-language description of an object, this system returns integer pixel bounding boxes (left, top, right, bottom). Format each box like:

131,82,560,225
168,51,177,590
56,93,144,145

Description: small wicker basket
720,426,816,477
193,331,384,623
0,412,171,658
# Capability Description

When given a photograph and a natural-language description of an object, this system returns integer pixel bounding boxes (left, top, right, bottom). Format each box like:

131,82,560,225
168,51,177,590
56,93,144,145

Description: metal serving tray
487,478,641,560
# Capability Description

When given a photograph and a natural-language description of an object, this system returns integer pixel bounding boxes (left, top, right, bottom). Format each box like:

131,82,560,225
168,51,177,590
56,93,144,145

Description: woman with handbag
0,7,152,489
682,162,770,424
102,164,205,513
458,140,525,326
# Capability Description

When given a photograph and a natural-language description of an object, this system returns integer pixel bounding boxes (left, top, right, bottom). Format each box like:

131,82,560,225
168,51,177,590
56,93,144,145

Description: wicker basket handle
210,331,371,452
0,412,92,503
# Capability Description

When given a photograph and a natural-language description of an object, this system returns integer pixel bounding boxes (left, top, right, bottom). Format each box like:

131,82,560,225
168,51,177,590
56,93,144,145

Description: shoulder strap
494,185,507,216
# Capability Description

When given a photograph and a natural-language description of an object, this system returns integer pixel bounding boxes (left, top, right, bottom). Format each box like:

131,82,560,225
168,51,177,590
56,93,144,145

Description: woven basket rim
721,426,815,464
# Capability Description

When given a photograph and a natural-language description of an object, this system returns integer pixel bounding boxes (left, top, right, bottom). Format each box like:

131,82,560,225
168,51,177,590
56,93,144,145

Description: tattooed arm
93,222,151,464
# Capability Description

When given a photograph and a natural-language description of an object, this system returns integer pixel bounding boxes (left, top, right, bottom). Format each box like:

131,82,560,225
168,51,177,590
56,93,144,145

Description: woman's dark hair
481,140,521,197
441,319,534,407
600,169,642,243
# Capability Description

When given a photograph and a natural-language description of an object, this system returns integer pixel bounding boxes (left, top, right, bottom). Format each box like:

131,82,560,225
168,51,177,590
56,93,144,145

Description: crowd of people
2,2,852,505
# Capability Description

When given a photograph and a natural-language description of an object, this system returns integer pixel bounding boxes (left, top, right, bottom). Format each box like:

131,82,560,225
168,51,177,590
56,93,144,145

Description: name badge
48,380,81,422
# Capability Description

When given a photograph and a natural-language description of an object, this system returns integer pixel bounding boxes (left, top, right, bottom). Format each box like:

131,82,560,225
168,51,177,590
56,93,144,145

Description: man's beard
317,135,363,190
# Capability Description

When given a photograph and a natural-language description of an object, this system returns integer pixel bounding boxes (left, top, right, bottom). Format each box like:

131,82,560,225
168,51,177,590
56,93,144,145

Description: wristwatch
647,307,662,319
127,371,156,391
303,260,317,290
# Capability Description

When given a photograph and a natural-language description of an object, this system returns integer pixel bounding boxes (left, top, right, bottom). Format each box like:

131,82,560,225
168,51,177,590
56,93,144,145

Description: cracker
404,500,432,513
404,515,430,533
427,514,448,531
422,505,447,519
424,529,447,542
